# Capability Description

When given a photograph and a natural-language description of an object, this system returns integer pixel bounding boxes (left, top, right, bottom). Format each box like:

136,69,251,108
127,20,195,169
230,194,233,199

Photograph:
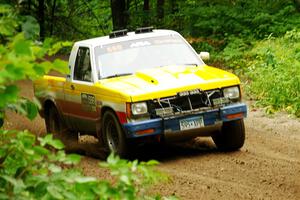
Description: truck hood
99,65,240,102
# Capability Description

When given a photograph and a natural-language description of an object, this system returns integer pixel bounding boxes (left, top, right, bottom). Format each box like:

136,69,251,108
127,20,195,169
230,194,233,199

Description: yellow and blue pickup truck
34,28,247,157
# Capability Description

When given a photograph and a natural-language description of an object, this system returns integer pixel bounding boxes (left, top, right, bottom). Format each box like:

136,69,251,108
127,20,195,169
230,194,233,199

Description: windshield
95,35,204,79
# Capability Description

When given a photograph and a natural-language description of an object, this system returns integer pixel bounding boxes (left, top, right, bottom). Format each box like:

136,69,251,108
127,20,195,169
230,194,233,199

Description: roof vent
109,29,128,39
135,27,154,34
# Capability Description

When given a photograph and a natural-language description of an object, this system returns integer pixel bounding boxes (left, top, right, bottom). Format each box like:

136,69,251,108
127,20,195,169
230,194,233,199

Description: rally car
34,27,247,157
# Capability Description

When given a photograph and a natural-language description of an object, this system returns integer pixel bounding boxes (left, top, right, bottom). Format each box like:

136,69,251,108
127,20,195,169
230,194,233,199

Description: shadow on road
67,136,221,162
131,138,218,162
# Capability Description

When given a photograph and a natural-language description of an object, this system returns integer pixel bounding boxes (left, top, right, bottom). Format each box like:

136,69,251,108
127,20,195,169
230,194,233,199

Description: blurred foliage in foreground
0,130,167,199
0,4,70,123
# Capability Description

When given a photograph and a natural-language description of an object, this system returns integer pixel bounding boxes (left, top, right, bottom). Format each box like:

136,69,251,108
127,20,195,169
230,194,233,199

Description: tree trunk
110,0,128,30
143,0,150,26
144,0,149,11
50,0,57,36
38,0,45,40
157,0,164,19
295,0,300,12
27,0,31,14
169,0,177,14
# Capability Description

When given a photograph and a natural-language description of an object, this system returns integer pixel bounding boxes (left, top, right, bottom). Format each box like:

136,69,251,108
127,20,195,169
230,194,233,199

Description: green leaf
50,139,64,150
106,153,119,165
1,175,26,191
146,160,159,166
0,193,9,199
43,38,53,50
5,85,19,98
8,103,27,116
0,5,17,36
0,85,19,107
0,21,16,36
39,61,53,74
64,154,81,164
0,4,11,14
39,134,64,150
33,65,45,76
48,41,73,56
120,174,131,185
47,185,64,199
52,59,69,74
13,34,32,56
32,96,42,110
32,45,46,59
23,100,38,120
22,16,40,40
33,146,49,155
49,164,62,173
74,177,97,183
5,63,26,81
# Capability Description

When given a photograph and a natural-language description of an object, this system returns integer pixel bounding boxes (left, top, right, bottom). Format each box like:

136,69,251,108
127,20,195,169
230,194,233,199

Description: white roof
75,29,180,48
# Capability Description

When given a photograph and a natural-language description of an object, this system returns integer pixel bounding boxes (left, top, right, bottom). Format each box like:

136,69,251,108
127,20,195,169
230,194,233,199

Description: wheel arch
97,106,123,139
96,106,115,140
101,106,118,121
43,98,65,125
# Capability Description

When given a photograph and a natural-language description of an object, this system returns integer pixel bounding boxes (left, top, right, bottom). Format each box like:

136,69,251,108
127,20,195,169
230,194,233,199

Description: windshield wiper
104,73,132,79
180,63,198,67
159,63,199,68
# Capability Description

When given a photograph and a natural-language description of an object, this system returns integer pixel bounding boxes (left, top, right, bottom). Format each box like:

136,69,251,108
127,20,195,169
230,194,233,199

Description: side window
74,47,92,82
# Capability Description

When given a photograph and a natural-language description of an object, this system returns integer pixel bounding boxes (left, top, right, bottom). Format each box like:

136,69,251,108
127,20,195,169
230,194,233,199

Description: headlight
131,102,148,115
223,86,240,100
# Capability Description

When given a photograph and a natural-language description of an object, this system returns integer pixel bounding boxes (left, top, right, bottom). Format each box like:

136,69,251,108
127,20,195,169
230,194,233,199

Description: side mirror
199,52,210,61
66,74,71,81
66,65,71,81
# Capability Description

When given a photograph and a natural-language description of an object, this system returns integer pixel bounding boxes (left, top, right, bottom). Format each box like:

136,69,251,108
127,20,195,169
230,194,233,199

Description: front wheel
212,119,245,151
102,110,129,157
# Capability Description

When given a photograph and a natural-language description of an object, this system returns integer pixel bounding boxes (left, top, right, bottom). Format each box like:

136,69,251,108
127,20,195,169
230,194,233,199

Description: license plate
179,116,204,131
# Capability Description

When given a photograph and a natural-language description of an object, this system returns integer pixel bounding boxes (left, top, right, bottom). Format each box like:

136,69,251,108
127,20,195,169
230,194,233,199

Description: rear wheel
212,119,245,151
102,110,129,157
45,106,78,144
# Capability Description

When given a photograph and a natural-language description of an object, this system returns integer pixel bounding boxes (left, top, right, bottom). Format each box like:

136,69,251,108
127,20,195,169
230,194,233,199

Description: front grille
148,89,223,118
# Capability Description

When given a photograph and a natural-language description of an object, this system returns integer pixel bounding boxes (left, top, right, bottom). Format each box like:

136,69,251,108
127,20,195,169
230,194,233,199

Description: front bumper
123,103,247,138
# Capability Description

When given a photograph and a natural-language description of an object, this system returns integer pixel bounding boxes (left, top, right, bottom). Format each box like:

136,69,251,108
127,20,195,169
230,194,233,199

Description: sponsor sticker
81,93,96,112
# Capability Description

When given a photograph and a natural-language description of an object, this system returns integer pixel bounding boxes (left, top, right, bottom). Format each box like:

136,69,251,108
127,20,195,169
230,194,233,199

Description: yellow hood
99,65,240,102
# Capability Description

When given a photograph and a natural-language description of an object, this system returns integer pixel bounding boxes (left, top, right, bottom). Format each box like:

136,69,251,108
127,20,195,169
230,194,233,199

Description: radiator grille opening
148,89,224,118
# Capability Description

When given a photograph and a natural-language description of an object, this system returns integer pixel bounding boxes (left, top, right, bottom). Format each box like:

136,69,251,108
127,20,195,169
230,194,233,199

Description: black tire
102,110,129,157
212,119,245,151
45,106,78,144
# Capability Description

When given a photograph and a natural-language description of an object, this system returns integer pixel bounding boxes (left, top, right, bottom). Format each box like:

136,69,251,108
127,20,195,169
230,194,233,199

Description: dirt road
4,81,300,199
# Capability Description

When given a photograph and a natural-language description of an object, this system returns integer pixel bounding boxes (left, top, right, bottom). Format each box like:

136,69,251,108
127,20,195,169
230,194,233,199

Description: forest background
3,0,299,116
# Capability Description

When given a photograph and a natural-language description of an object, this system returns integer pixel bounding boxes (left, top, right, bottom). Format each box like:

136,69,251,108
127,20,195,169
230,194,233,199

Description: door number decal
81,93,96,112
